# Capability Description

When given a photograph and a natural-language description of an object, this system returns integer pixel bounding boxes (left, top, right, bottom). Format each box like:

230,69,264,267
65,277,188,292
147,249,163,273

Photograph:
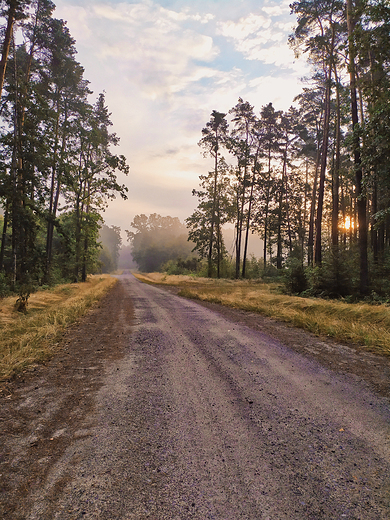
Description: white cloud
58,5,92,41
262,5,284,16
216,6,296,66
53,0,310,231
248,74,303,111
218,13,271,40
56,1,220,102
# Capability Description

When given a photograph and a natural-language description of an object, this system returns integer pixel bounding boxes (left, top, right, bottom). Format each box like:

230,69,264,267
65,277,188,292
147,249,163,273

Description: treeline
98,224,122,274
126,213,195,273
0,0,129,295
188,0,390,298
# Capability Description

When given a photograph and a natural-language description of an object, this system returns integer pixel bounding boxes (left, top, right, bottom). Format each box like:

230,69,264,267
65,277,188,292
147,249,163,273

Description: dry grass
134,273,390,357
0,275,117,381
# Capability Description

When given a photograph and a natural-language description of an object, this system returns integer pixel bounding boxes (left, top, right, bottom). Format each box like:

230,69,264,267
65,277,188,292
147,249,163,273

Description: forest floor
0,276,389,518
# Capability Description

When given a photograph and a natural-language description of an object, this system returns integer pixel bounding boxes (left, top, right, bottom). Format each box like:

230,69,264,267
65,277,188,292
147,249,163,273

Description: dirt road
1,273,390,519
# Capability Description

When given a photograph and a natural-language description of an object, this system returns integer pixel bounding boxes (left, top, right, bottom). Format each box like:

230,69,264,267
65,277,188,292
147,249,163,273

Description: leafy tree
346,0,368,294
253,103,282,267
0,2,129,290
290,0,345,266
127,214,194,272
198,110,229,277
187,158,232,277
98,224,122,272
228,98,258,278
63,92,128,282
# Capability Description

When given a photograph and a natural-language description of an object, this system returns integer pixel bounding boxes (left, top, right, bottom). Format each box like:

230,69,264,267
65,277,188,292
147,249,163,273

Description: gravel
1,273,389,519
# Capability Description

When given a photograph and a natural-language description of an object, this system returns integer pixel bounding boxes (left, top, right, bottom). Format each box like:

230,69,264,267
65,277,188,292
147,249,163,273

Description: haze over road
18,274,390,518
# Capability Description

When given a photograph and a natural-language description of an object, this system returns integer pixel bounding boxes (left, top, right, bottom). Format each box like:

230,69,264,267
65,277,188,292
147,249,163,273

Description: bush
369,250,390,299
162,257,201,275
14,282,36,312
283,258,308,294
0,272,10,298
261,263,282,281
244,255,264,279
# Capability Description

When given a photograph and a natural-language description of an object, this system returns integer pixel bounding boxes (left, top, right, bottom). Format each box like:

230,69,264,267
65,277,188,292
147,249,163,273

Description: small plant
15,285,32,313
283,258,308,294
0,272,10,298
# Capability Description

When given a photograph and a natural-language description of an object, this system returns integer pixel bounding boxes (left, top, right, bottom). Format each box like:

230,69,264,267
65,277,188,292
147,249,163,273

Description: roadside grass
0,275,117,382
134,273,390,357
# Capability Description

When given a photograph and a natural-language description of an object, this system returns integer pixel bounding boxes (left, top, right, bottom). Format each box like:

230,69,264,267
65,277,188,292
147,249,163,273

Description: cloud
216,4,296,67
55,1,223,113
248,74,303,111
53,0,310,232
218,13,271,40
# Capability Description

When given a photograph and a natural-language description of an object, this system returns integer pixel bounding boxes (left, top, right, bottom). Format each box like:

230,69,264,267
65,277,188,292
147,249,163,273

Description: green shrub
0,272,10,298
283,258,308,294
162,257,201,275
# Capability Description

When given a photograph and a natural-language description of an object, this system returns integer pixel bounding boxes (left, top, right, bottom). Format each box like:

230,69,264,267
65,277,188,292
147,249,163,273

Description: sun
344,216,354,230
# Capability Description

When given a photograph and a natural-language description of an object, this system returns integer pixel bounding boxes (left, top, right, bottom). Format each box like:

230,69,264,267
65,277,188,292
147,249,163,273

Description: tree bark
331,69,341,248
314,26,335,265
0,202,9,272
0,0,17,98
347,0,369,294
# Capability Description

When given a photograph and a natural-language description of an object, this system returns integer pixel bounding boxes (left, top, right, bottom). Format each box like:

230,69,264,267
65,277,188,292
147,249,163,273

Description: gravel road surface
1,273,390,519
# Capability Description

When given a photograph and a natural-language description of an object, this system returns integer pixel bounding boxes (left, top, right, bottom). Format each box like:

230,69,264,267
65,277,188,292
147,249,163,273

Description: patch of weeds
15,284,34,313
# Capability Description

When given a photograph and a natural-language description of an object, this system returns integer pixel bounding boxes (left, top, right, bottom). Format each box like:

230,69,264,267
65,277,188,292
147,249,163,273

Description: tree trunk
372,178,378,263
347,0,368,294
307,152,320,266
332,70,341,248
0,0,17,98
0,203,9,272
263,146,272,267
276,154,287,269
314,53,333,265
235,167,246,279
208,148,218,277
302,160,309,259
242,146,260,278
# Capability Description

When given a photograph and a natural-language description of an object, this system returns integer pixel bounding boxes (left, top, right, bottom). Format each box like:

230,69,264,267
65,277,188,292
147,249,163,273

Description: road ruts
26,273,390,519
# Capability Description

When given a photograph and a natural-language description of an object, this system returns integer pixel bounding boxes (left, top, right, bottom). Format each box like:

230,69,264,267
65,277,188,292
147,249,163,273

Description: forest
1,0,390,302
0,0,129,297
186,0,390,299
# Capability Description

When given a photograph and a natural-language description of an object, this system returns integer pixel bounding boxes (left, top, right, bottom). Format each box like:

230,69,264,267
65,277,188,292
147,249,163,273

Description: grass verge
0,275,117,382
134,273,390,357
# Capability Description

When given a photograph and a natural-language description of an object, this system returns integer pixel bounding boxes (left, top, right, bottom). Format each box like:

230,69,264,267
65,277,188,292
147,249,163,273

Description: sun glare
344,216,354,230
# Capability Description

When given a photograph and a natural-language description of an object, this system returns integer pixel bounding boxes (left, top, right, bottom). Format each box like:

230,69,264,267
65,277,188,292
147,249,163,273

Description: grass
0,275,117,382
134,273,390,357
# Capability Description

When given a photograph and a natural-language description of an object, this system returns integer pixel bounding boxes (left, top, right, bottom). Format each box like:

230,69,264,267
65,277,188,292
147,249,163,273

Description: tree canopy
0,0,129,292
126,214,195,272
188,0,390,296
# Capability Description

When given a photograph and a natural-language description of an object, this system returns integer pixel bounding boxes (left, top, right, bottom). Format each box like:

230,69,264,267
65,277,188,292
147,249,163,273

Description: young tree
228,98,257,278
198,110,229,277
127,214,193,272
187,158,232,277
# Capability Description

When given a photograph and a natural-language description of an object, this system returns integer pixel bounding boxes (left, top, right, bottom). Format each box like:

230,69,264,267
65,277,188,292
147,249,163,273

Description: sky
53,0,310,238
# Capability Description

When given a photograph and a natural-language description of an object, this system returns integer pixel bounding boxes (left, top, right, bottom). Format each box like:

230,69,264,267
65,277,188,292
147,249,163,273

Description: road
2,273,390,519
